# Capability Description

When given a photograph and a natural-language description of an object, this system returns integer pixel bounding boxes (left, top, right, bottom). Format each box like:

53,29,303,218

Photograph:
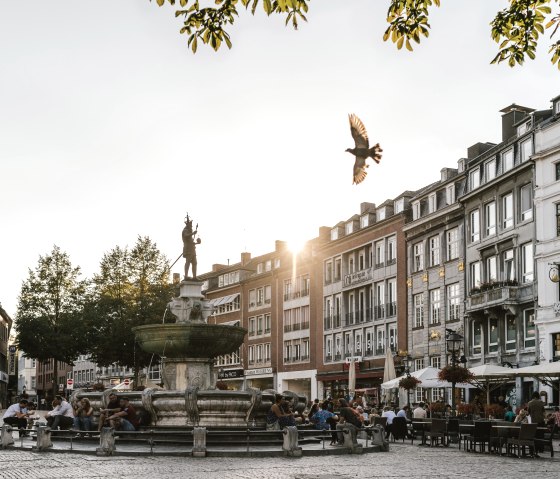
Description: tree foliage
152,0,560,69
15,246,88,396
85,237,173,381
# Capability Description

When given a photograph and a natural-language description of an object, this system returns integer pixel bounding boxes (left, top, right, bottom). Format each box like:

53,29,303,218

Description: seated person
46,395,75,430
107,396,140,431
98,392,120,431
2,399,32,436
335,398,363,445
504,405,516,422
73,398,94,434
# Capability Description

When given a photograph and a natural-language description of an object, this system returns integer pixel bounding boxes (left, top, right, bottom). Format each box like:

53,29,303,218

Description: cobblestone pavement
0,443,559,479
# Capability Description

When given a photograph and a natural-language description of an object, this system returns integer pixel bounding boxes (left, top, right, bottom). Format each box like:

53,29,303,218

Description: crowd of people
1,393,140,437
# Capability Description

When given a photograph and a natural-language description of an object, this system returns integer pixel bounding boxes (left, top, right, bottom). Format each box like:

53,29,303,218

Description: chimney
360,202,376,214
500,103,534,142
275,240,288,252
467,142,496,160
440,168,457,182
241,252,251,265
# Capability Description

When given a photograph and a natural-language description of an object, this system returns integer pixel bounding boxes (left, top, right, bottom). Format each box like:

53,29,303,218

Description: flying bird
346,113,382,185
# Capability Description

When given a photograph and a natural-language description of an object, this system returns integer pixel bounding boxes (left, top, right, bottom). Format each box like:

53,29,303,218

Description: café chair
390,417,408,443
506,423,538,458
465,420,492,453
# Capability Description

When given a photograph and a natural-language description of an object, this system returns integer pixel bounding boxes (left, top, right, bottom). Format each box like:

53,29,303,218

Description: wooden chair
390,417,408,443
411,420,428,446
424,419,447,447
506,423,537,457
446,418,460,445
534,424,557,457
465,421,492,453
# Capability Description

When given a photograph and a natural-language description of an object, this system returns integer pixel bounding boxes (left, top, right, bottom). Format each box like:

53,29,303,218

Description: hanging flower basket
438,365,474,384
399,376,421,390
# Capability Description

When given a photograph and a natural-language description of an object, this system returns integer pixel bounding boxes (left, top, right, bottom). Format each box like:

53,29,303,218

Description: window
257,263,263,274
413,242,424,271
388,324,397,352
506,316,516,352
488,318,499,353
414,293,424,328
412,201,421,220
485,201,496,236
325,337,333,360
429,289,441,325
360,215,369,228
428,193,437,213
556,163,560,181
447,283,460,321
430,356,441,369
387,279,397,316
524,310,535,348
325,261,333,284
520,184,533,221
485,159,496,182
446,228,459,260
365,330,373,355
265,260,272,272
331,228,339,241
387,236,397,264
469,169,480,190
249,317,256,336
522,243,533,283
502,193,513,229
520,138,533,162
377,208,386,221
503,249,515,281
470,210,480,242
470,261,481,289
472,321,482,355
375,240,385,267
502,148,513,172
414,358,424,371
376,327,385,354
264,314,271,334
429,236,440,267
486,256,497,282
394,198,404,213
446,184,455,205
557,204,560,236
345,221,354,235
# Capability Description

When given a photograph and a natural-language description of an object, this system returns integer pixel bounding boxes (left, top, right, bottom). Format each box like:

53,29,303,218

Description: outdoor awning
209,293,240,306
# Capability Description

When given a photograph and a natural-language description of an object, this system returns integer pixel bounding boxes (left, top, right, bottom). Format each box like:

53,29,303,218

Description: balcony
375,305,385,320
386,302,397,317
324,316,332,330
466,282,533,313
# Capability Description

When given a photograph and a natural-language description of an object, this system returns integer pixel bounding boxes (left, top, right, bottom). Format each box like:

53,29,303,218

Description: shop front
244,367,275,391
216,367,244,390
316,369,382,405
276,369,317,400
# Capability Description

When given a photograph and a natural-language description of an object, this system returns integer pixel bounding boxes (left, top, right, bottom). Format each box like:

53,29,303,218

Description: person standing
2,399,32,436
527,391,546,426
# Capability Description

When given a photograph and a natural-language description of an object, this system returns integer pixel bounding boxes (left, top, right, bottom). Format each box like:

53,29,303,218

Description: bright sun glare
287,236,307,254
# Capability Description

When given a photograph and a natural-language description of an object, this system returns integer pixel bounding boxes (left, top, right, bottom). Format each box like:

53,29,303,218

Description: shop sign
218,368,244,379
244,367,273,376
8,345,16,375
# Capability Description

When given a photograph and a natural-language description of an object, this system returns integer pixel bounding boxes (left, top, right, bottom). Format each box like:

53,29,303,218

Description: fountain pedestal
162,357,214,390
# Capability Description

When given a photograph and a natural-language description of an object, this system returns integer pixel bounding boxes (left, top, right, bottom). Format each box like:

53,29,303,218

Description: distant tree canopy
152,0,560,69
15,246,89,397
84,236,173,382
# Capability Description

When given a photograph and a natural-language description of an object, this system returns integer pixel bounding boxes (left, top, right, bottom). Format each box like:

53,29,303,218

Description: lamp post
446,330,463,416
401,353,413,415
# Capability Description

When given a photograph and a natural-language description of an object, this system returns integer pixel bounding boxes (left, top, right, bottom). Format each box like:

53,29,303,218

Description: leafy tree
85,237,173,385
15,246,88,398
152,0,560,69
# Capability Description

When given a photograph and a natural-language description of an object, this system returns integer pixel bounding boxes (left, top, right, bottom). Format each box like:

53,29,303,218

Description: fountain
73,216,306,429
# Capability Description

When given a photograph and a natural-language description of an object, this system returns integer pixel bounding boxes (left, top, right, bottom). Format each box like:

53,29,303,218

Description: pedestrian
527,391,546,426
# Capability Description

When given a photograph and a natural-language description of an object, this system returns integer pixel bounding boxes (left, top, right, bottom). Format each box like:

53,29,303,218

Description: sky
1,1,559,318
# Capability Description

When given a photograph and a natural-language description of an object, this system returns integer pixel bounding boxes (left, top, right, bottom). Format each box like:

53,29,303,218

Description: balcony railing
375,347,385,356
386,302,397,317
466,283,533,312
375,305,385,320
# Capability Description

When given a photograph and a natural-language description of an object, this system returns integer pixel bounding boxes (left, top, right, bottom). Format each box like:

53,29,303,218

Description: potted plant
456,402,477,419
429,401,447,417
438,365,475,384
399,376,421,390
484,403,505,419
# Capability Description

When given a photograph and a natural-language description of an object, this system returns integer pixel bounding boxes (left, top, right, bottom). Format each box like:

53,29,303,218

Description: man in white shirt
46,395,74,430
2,399,31,435
413,402,427,419
382,406,396,439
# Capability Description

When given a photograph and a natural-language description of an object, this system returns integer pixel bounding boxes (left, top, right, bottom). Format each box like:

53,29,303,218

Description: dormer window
555,100,560,115
485,159,496,182
517,120,530,136
345,222,354,235
377,208,386,221
394,198,404,214
331,228,339,241
257,263,263,274
502,148,514,173
428,193,437,214
360,215,369,228
446,184,455,205
412,201,421,220
469,169,480,190
520,138,533,162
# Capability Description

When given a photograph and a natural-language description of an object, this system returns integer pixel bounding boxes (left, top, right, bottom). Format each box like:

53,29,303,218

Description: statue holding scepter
182,214,201,280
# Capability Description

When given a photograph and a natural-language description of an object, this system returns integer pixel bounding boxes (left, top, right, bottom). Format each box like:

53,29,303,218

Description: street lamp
446,330,464,416
401,352,413,415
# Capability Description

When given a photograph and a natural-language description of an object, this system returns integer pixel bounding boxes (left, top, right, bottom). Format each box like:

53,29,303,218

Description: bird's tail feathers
369,143,383,164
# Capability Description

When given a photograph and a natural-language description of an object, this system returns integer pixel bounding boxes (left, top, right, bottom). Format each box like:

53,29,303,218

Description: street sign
66,378,74,390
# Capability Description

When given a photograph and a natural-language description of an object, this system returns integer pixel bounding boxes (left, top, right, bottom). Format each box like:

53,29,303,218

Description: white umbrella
381,366,475,390
468,364,516,403
382,349,397,402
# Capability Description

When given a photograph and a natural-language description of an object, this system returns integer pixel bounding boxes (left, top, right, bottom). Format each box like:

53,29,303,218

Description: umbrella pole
487,379,490,405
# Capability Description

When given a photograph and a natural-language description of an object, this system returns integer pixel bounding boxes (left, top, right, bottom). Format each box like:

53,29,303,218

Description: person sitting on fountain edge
2,399,33,436
108,396,140,431
98,392,120,431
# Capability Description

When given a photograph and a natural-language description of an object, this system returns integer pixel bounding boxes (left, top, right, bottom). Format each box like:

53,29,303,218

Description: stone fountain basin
133,323,246,358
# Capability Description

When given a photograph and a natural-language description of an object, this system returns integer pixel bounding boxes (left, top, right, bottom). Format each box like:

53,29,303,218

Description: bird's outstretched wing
349,113,369,149
353,156,368,185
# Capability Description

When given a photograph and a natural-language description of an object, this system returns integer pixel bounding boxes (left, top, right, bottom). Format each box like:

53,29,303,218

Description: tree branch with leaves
152,0,560,69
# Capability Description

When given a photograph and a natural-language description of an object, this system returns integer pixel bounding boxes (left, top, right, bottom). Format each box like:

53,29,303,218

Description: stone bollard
282,426,302,457
192,427,207,457
342,424,363,454
96,427,116,456
33,426,53,452
1,424,14,449
370,425,389,452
